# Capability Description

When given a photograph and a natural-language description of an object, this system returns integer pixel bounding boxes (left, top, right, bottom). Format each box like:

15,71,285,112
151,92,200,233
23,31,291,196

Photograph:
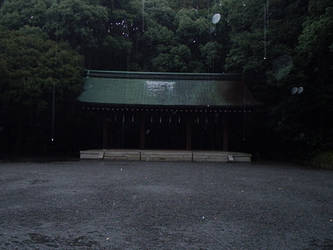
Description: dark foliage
0,0,332,158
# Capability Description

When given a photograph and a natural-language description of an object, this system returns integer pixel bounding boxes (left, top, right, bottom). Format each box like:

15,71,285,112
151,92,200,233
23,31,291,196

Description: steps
80,149,252,163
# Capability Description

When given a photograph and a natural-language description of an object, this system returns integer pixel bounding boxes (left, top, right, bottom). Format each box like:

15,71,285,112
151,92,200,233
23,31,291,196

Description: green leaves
0,0,332,154
151,44,191,72
200,41,222,71
297,7,333,61
0,0,109,51
0,0,49,29
44,0,109,50
176,8,209,44
0,26,83,110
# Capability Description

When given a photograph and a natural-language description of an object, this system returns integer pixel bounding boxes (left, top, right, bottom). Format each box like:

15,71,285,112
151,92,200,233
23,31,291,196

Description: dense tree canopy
0,0,332,157
0,25,83,153
0,26,83,106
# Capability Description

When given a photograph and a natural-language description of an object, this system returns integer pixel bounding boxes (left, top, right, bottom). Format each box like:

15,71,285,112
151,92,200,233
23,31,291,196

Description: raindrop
212,13,221,24
291,87,298,95
291,86,304,95
297,86,304,94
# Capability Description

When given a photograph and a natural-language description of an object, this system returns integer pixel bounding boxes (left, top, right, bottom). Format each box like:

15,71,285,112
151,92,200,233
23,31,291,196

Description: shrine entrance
96,107,237,151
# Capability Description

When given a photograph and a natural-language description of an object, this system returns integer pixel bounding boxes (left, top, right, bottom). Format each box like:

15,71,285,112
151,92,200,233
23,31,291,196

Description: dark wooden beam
186,115,192,150
102,120,108,149
215,125,221,150
140,113,145,149
121,113,125,148
223,114,229,151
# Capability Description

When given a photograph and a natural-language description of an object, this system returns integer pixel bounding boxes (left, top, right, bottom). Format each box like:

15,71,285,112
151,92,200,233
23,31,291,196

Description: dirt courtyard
0,160,332,249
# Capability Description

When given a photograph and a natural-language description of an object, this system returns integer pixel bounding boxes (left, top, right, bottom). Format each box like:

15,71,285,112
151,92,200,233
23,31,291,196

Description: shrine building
78,70,258,153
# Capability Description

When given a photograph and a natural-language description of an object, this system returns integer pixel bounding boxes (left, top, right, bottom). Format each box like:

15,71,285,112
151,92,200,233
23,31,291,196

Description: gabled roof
78,70,258,107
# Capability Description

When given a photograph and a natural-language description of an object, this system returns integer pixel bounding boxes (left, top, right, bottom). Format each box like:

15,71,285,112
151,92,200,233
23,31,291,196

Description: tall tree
0,0,50,29
0,26,83,153
0,0,109,68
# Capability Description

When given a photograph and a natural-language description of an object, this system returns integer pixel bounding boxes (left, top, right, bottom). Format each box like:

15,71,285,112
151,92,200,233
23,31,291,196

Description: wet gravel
0,160,332,249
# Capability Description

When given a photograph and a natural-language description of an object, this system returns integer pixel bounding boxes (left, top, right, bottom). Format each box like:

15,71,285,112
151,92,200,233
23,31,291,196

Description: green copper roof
78,71,258,107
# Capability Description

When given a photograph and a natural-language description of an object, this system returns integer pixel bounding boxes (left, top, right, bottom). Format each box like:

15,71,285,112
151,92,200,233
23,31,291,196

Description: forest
0,0,332,165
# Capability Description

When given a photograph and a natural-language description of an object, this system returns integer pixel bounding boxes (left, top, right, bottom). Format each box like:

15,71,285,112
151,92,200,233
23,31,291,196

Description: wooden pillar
102,120,108,149
140,113,145,149
223,114,229,151
186,115,192,150
216,124,222,150
121,113,125,148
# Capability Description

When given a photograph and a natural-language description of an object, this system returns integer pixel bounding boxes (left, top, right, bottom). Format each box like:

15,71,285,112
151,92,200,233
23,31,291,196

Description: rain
0,0,332,249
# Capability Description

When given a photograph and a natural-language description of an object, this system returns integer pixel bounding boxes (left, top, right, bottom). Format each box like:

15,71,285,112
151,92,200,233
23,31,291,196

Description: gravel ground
0,160,332,249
